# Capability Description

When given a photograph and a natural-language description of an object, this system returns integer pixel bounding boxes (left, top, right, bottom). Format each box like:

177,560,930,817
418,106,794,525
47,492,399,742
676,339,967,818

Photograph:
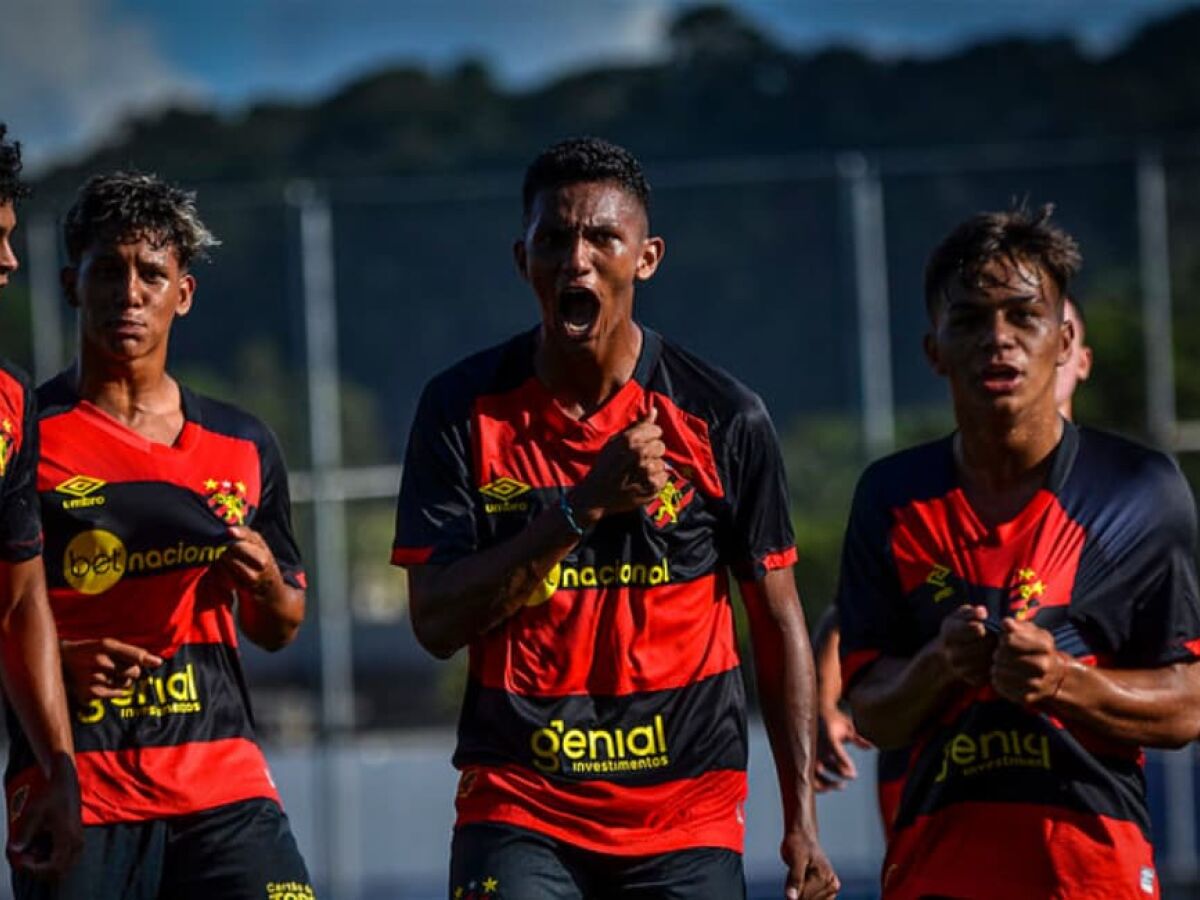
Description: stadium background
4,3,1200,897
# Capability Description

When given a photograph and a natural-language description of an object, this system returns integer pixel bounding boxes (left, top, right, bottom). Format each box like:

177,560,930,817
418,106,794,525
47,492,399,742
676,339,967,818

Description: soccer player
10,171,314,899
812,297,1095,840
0,124,83,879
392,137,838,900
837,206,1200,899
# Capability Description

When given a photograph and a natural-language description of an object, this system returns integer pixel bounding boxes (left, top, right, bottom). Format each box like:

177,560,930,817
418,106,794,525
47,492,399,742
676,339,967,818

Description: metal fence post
1136,149,1177,451
25,214,65,381
840,152,895,458
291,180,359,898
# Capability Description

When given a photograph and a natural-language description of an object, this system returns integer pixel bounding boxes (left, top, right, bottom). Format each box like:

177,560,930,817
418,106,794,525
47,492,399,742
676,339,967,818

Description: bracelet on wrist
559,491,587,538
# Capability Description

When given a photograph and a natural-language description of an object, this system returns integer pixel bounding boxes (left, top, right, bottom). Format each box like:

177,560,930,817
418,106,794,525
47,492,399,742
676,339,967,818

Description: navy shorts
12,797,313,900
450,822,745,900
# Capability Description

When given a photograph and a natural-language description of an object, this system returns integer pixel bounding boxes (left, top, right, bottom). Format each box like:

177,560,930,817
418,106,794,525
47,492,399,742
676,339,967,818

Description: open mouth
557,287,600,340
979,363,1022,394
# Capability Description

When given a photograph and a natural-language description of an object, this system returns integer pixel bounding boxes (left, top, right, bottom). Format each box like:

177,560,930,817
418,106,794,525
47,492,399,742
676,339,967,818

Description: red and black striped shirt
0,358,41,563
838,422,1200,899
7,372,306,825
392,327,796,856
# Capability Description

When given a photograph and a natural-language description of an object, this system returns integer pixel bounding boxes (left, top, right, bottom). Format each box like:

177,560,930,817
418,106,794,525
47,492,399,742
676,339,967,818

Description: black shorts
12,797,313,900
450,822,745,900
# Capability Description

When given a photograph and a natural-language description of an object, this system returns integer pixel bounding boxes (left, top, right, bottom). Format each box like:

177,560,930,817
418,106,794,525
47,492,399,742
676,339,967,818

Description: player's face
515,180,663,357
65,236,194,365
1054,300,1092,414
0,202,18,294
925,256,1071,420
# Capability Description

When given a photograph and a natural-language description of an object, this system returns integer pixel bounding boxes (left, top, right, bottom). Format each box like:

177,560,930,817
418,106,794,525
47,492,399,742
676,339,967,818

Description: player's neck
536,320,642,419
953,402,1064,525
76,351,185,444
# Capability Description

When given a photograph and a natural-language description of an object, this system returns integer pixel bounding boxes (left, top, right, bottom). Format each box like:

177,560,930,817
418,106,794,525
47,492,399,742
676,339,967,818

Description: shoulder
419,330,536,422
857,437,955,508
183,386,279,454
1071,427,1195,538
647,333,770,432
0,357,32,416
35,369,80,421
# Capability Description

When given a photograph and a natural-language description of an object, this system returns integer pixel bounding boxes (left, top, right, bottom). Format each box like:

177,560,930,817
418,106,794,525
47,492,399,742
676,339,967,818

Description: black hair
522,137,650,223
0,124,30,206
63,171,219,267
924,204,1082,318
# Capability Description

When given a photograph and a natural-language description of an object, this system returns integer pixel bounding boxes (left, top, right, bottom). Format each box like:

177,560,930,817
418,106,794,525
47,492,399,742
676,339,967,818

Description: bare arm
992,617,1200,748
0,557,82,875
810,608,869,790
409,410,668,659
847,605,995,750
217,526,306,651
743,568,838,900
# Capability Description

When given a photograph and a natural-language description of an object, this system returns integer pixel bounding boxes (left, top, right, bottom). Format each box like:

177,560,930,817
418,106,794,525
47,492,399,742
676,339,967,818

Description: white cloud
0,0,205,169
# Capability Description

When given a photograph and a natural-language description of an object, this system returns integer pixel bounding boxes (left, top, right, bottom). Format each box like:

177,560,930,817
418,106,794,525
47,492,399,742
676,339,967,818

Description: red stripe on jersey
38,407,263,505
877,775,904,843
891,488,1084,617
840,648,881,689
472,381,724,500
883,801,1157,899
758,547,798,572
455,764,745,855
70,737,280,824
1185,637,1200,657
471,574,739,696
391,546,434,566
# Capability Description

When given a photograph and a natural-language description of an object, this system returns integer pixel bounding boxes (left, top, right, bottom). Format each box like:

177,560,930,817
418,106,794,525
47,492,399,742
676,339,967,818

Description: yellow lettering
561,730,587,759
589,730,615,759
599,566,615,585
581,568,597,588
627,725,656,756
980,730,1011,759
77,700,105,724
530,728,560,772
949,734,976,766
561,568,579,589
655,714,667,753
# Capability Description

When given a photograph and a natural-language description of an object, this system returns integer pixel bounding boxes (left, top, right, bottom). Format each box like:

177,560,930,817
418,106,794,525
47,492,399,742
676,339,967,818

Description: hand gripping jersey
0,359,41,563
837,422,1200,900
5,372,307,826
392,327,796,856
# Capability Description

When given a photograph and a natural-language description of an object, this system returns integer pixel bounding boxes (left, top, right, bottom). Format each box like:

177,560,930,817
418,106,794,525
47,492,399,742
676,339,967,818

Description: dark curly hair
924,204,1082,319
522,136,651,223
0,124,30,206
63,171,219,268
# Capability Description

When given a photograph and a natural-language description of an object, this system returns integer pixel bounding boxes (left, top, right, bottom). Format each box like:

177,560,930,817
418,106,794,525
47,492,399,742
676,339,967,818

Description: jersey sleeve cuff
391,545,435,567
840,648,883,695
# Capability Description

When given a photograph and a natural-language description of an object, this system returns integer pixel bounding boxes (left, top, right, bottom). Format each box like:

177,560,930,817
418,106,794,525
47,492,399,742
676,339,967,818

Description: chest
889,488,1087,636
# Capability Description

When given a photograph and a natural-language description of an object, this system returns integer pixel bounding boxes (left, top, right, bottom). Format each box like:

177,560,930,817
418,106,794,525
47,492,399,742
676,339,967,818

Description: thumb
646,403,657,424
785,885,801,900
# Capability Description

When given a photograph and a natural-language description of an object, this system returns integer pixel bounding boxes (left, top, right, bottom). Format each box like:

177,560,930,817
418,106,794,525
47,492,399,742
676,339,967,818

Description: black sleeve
835,468,910,690
0,381,42,563
720,393,796,582
1070,453,1200,668
254,425,305,589
391,376,477,568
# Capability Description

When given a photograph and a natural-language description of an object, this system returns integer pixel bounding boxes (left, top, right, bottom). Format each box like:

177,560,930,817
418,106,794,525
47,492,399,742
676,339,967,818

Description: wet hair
0,124,30,206
63,171,219,267
522,136,651,223
924,204,1082,319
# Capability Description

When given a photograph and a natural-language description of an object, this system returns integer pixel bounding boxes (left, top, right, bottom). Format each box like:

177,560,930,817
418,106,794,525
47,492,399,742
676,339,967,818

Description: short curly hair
63,171,219,268
0,124,30,206
522,136,651,223
924,204,1082,319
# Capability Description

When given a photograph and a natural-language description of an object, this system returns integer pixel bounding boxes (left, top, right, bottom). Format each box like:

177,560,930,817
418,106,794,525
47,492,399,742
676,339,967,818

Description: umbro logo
479,477,532,514
57,475,107,510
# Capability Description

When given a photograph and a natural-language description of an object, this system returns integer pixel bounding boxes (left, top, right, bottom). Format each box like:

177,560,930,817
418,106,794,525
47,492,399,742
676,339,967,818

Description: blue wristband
559,491,586,537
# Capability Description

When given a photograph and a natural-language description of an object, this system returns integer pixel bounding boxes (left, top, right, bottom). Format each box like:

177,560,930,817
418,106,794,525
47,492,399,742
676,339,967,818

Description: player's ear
1056,316,1074,368
175,272,196,318
61,266,79,308
923,332,946,375
513,239,528,281
1078,345,1093,382
636,236,665,282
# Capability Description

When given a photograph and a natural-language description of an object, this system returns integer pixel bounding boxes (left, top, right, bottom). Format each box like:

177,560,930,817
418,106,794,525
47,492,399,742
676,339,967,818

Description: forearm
1042,658,1200,748
237,580,305,651
0,563,74,770
812,608,842,715
745,574,819,835
410,504,581,658
847,644,958,749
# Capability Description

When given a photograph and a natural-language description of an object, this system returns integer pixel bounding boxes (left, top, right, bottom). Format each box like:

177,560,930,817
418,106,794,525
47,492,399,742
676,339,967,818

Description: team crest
0,419,14,478
204,478,248,525
453,877,499,899
645,468,695,529
1010,567,1046,620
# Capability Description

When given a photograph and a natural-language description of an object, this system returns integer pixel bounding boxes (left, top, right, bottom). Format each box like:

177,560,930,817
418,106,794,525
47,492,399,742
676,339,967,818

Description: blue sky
3,0,1195,169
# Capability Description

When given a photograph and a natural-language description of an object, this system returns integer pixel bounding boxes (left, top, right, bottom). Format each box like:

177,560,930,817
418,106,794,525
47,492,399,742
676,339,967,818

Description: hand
59,638,162,706
936,605,997,687
815,706,871,791
569,406,668,524
991,618,1068,706
206,526,284,599
7,755,83,878
781,830,840,900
